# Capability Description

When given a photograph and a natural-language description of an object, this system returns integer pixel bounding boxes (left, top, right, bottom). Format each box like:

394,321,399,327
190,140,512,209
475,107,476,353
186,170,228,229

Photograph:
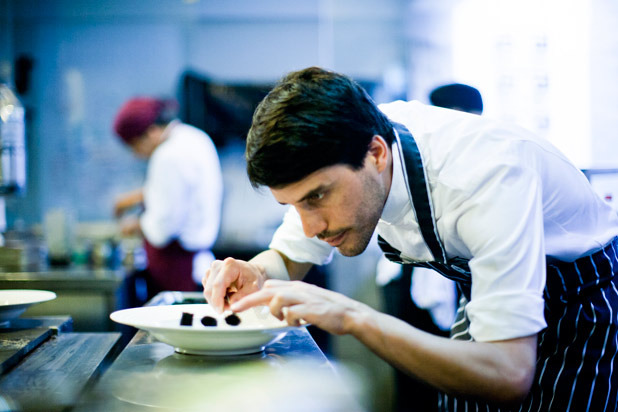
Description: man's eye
309,193,324,201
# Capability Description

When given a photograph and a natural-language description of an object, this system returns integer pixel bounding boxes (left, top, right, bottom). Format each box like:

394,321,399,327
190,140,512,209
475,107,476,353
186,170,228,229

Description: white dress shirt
140,122,223,284
270,100,618,342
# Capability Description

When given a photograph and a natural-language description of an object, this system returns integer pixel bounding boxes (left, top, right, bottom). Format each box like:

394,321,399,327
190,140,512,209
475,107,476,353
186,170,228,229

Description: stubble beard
336,173,385,257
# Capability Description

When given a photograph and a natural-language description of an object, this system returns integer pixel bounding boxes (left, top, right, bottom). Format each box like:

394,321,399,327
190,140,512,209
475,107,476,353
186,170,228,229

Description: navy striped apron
378,123,618,411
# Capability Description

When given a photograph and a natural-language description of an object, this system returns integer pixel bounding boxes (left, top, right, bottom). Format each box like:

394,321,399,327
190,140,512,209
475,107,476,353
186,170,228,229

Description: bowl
110,304,301,355
0,289,57,325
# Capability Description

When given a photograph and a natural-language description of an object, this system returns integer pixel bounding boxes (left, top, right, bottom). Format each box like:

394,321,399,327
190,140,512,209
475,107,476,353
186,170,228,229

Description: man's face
270,157,388,257
128,126,161,158
128,134,155,158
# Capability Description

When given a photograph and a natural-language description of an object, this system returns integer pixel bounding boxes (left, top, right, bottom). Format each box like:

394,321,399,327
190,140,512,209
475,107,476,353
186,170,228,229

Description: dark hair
246,67,394,188
429,83,483,114
154,99,179,126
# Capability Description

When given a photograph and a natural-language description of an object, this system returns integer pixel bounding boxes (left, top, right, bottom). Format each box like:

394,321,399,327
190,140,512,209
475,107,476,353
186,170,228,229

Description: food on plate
225,314,241,326
201,316,217,326
180,311,241,327
180,312,193,326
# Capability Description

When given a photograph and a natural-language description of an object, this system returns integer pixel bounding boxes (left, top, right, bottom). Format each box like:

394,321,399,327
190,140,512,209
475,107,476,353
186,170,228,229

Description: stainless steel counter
0,316,122,412
0,266,127,331
76,292,365,412
0,266,124,292
77,328,363,411
0,292,365,411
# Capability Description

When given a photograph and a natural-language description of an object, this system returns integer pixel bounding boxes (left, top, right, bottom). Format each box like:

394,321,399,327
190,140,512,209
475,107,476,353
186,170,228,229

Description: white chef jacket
140,121,223,284
269,100,618,342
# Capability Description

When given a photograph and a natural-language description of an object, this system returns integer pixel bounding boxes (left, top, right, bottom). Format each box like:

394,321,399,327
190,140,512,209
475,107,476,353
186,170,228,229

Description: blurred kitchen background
2,1,618,411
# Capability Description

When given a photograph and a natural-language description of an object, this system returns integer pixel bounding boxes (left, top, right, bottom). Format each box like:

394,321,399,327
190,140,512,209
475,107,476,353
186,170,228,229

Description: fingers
230,281,356,334
283,306,310,327
262,279,288,288
230,288,278,313
268,285,305,320
203,258,238,313
201,260,220,305
231,280,307,322
119,218,140,237
202,258,265,313
112,199,125,218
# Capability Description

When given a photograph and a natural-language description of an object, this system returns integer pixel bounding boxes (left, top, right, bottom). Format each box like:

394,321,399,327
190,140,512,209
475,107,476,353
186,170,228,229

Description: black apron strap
378,122,472,298
393,122,447,263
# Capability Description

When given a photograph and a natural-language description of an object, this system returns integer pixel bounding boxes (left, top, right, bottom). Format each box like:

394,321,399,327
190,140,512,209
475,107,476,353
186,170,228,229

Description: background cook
113,97,223,303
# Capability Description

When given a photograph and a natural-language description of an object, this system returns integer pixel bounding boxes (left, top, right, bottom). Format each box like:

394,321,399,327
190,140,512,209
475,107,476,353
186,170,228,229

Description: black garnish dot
201,316,218,327
225,314,241,326
173,298,206,305
180,312,193,326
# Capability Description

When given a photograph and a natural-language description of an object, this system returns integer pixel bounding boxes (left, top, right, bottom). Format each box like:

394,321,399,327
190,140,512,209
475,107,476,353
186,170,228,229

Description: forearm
249,249,312,281
115,188,144,216
346,306,536,404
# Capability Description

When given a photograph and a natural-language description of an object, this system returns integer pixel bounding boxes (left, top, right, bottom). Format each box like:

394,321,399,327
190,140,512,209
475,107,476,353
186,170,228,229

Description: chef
202,67,618,411
374,82,485,412
113,97,223,300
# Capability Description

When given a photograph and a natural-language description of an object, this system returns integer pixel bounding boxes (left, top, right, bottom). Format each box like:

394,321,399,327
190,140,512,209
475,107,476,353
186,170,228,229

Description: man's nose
298,209,327,238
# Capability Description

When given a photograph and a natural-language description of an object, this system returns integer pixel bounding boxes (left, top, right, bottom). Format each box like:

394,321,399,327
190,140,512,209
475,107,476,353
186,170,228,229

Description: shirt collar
380,129,412,224
160,119,180,142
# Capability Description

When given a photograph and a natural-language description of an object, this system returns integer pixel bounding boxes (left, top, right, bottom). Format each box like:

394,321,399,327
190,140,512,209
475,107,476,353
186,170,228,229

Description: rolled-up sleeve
453,157,547,342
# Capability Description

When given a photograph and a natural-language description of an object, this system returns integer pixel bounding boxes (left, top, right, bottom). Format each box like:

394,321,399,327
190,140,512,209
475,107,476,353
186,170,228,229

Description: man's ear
367,135,389,173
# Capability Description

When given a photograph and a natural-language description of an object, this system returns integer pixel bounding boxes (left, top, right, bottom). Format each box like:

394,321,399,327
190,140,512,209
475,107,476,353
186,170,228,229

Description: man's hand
230,279,367,335
202,257,268,313
232,279,536,404
119,216,142,237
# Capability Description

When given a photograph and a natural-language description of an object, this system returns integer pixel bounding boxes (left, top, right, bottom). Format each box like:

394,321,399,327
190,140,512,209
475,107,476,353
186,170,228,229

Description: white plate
110,304,300,355
0,289,57,324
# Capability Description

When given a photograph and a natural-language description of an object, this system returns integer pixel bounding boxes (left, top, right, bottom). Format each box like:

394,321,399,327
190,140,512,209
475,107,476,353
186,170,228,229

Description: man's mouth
320,230,347,247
